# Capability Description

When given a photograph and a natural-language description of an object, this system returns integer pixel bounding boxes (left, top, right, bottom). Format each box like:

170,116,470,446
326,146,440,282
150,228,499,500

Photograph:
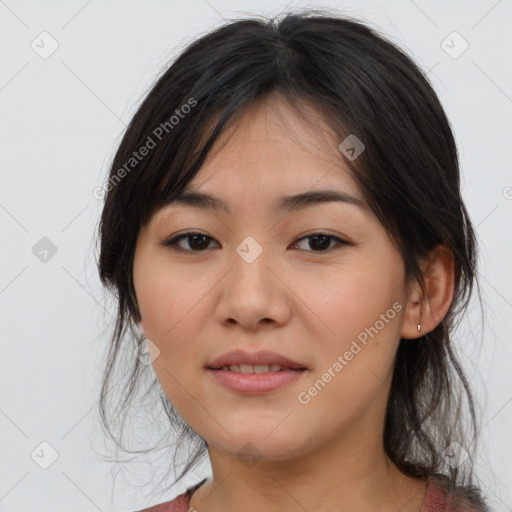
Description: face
133,95,410,463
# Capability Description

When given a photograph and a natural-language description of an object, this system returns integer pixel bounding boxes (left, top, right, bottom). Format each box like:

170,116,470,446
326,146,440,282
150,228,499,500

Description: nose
214,242,292,331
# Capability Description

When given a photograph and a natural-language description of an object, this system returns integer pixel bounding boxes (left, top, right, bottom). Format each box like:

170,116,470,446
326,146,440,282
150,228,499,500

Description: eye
160,231,349,253
160,232,219,251
291,232,348,252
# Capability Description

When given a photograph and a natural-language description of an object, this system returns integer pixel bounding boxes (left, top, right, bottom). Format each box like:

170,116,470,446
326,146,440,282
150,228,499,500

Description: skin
132,93,455,512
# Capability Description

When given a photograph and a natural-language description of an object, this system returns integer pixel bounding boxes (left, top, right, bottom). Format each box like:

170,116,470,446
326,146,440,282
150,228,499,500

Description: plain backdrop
1,1,511,511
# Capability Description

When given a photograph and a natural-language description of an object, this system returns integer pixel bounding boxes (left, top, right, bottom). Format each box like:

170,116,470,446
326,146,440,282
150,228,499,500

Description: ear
401,245,455,339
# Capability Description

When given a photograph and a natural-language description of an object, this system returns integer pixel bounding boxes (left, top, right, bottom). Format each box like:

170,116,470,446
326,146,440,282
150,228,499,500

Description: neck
189,413,428,512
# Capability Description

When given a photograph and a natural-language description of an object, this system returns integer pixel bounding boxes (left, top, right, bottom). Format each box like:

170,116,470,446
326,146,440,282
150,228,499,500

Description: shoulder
135,491,189,512
422,476,491,512
136,478,208,512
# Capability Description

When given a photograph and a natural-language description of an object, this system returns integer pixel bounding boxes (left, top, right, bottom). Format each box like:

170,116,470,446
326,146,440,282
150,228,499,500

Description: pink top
137,477,481,512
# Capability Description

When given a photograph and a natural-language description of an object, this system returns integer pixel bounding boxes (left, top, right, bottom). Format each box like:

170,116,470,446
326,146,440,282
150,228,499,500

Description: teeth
219,364,284,373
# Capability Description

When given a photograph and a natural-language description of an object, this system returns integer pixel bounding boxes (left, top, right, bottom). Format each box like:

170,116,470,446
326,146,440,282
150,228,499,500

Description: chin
208,429,311,462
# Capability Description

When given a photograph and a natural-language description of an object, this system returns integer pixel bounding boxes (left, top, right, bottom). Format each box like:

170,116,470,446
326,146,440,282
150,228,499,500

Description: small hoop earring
417,299,423,333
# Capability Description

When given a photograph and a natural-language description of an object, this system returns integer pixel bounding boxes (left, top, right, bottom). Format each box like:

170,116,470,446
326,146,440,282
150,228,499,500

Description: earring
417,300,423,333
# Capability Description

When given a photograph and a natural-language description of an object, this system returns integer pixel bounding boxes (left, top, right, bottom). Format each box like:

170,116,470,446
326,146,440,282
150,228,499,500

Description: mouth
206,366,308,394
206,349,308,373
207,364,307,373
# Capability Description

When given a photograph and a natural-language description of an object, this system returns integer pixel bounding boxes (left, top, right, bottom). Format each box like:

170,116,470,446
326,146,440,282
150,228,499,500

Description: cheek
134,258,207,343
308,264,400,344
303,257,405,388
133,262,213,396
295,285,403,432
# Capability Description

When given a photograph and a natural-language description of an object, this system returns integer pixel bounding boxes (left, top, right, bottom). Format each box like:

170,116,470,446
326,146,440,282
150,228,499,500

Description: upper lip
207,350,307,370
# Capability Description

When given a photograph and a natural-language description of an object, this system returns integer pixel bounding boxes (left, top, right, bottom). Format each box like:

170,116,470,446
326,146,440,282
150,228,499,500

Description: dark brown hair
95,9,488,508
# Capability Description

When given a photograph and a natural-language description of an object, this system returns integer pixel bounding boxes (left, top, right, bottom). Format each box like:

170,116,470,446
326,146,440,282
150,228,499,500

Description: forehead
187,95,361,198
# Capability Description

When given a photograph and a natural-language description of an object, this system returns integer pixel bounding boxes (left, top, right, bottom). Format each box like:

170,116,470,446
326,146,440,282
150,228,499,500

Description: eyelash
159,231,350,253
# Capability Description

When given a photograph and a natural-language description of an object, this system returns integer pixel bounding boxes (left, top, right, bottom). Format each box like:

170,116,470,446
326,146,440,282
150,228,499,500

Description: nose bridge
216,234,290,327
230,234,274,289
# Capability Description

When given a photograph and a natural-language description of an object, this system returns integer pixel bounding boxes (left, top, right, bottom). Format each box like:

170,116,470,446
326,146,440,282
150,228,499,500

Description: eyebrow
165,189,365,214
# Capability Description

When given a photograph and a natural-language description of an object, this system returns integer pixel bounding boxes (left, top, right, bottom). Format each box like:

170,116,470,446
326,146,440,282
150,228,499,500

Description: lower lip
206,368,307,394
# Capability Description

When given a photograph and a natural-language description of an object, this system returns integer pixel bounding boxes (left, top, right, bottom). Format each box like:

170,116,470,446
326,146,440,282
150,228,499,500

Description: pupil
190,235,208,250
310,235,330,251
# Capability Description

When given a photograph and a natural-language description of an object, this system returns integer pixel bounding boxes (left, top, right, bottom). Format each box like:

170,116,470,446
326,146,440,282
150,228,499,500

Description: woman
97,10,489,511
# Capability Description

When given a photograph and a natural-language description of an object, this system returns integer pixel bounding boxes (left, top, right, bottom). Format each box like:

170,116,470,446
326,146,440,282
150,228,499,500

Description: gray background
1,0,511,511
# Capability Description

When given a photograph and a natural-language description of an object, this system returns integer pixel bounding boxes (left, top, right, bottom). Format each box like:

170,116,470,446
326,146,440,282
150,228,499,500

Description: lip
206,349,307,370
206,367,307,394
